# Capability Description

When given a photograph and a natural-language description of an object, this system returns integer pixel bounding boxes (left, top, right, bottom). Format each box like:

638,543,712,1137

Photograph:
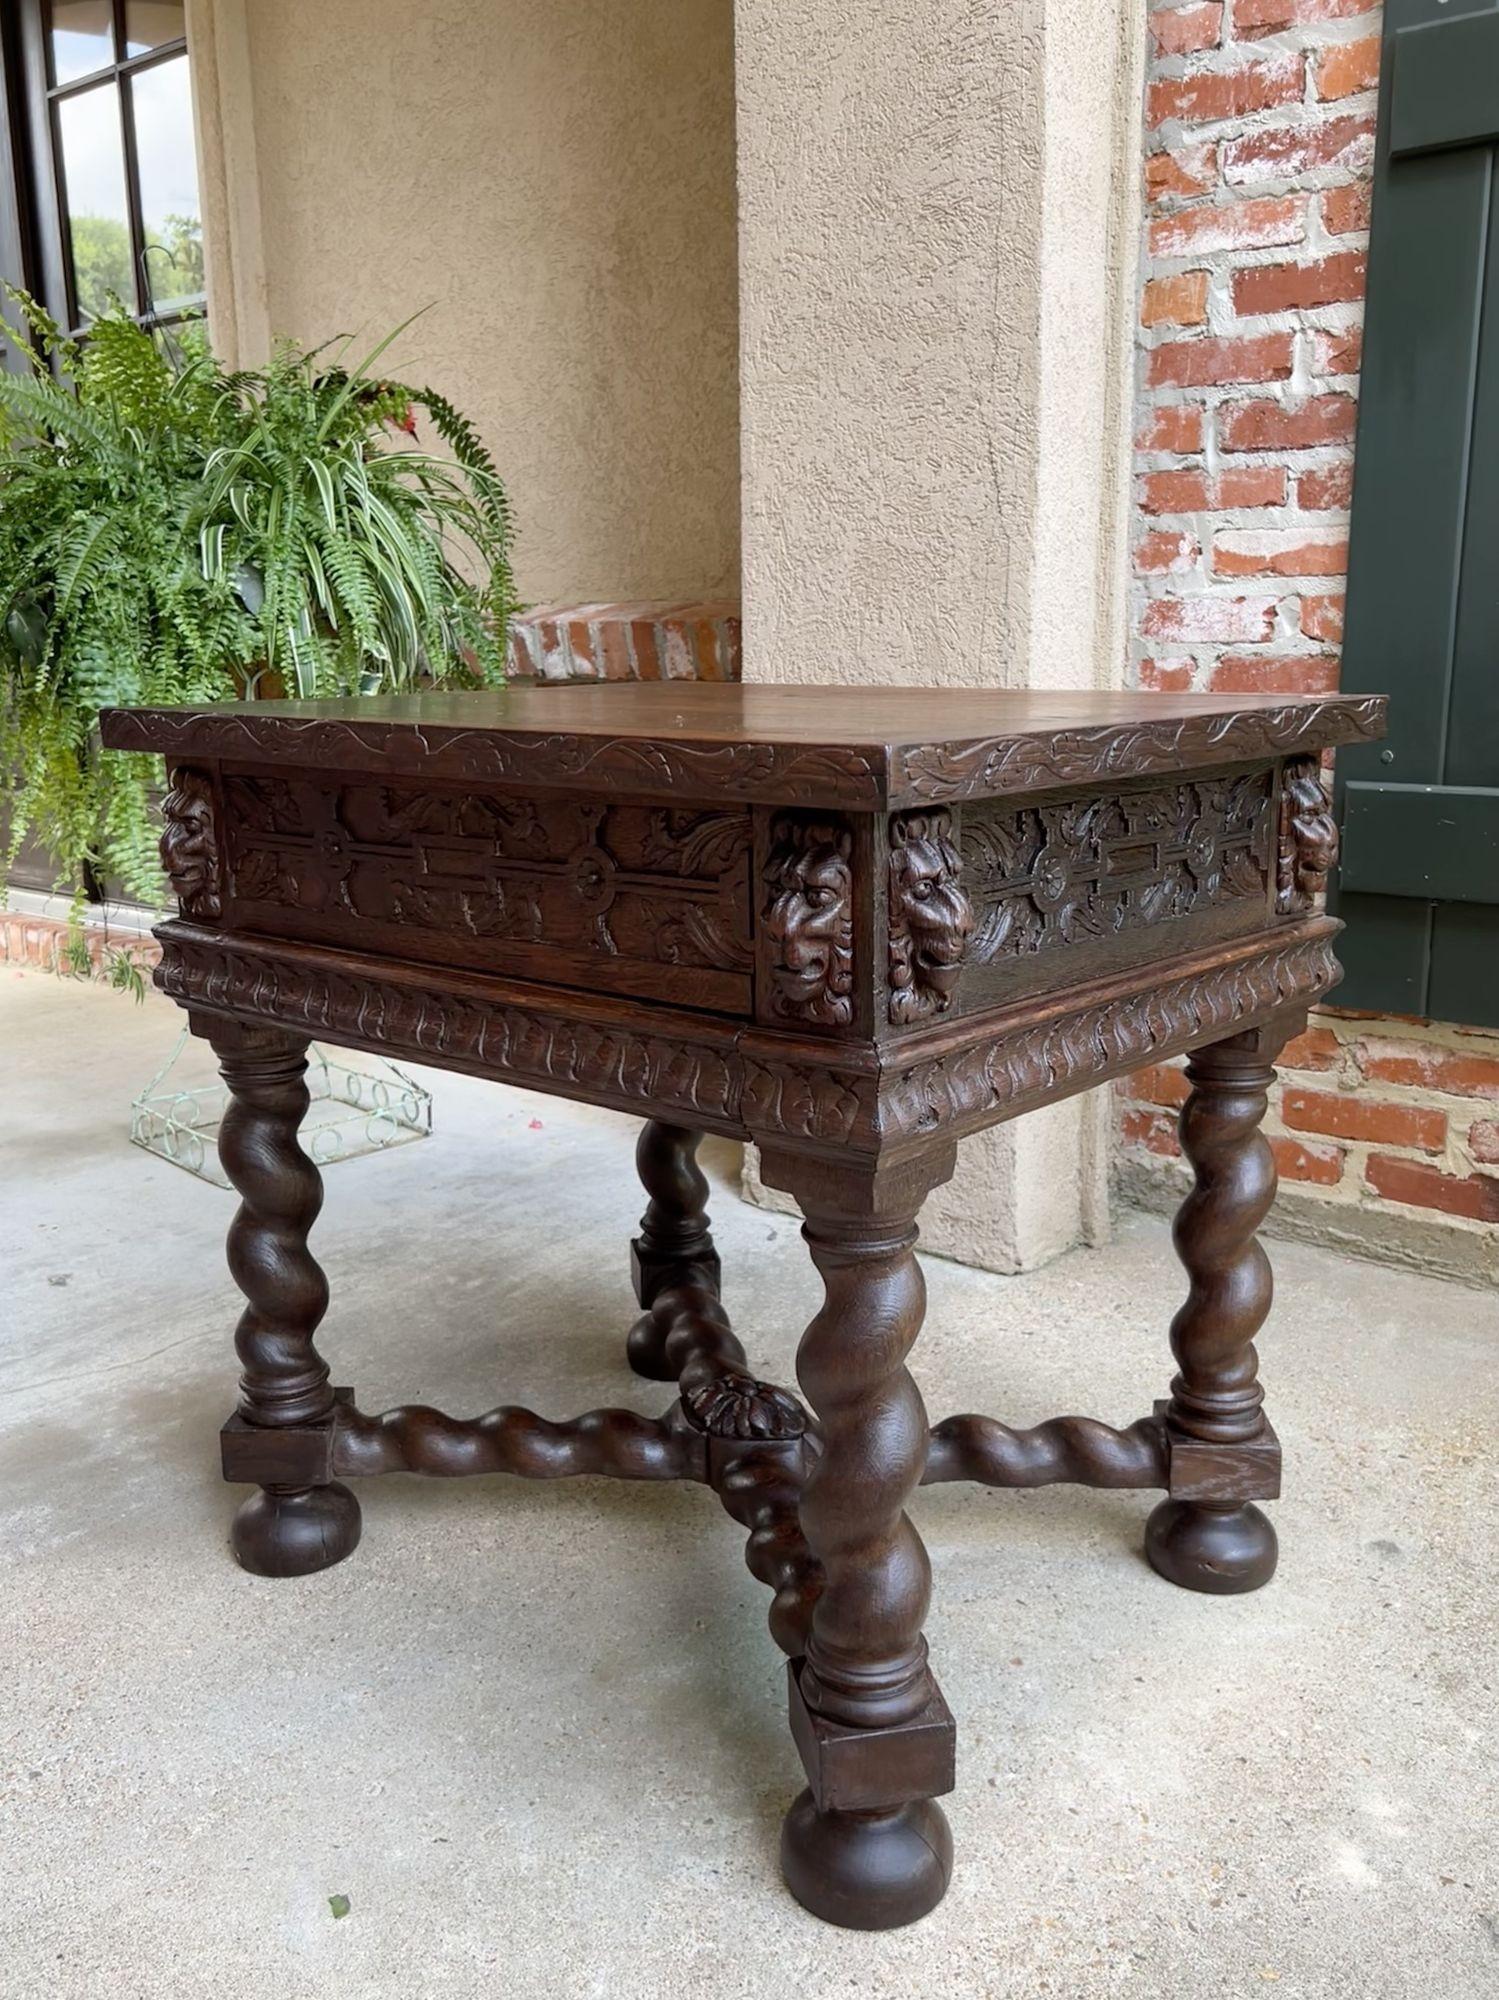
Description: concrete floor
3,971,1497,2000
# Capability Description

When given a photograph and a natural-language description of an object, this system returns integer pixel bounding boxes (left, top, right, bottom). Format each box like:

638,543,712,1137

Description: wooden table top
101,683,1388,808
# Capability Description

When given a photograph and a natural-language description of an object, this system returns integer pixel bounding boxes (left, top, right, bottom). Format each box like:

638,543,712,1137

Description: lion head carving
160,769,222,921
1278,763,1338,913
762,816,855,1027
888,809,975,1024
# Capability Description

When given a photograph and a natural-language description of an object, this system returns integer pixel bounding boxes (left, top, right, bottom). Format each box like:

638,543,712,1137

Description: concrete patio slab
2,972,1495,1999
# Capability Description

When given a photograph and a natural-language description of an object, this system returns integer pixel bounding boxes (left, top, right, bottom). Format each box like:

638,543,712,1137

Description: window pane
125,1,186,58
132,56,204,316
49,0,114,86
55,84,135,320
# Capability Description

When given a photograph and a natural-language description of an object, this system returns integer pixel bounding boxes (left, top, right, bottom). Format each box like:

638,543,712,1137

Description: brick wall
507,601,741,682
0,911,160,981
1119,0,1499,1285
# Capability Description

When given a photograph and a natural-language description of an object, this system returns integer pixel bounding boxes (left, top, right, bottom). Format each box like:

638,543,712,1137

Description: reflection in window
124,0,186,59
133,56,204,315
55,83,133,320
49,0,113,86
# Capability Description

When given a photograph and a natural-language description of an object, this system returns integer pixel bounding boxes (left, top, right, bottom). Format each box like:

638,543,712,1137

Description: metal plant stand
131,1026,432,1188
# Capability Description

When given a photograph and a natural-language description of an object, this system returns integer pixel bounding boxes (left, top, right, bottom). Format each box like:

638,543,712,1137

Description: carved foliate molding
1277,758,1339,914
157,922,1339,1155
160,768,222,921
761,814,856,1028
877,932,1340,1146
887,809,975,1025
100,693,1388,808
890,697,1388,804
160,935,742,1125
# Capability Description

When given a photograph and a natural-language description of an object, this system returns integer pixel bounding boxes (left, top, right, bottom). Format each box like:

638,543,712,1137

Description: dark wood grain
769,1153,956,1929
104,683,1385,1930
1146,1027,1286,1594
209,1020,361,1577
100,683,1388,807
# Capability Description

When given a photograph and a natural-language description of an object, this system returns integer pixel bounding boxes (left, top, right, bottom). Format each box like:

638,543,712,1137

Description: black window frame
10,0,202,339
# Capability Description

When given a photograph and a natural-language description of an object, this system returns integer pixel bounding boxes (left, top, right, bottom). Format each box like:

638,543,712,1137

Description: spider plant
0,293,515,904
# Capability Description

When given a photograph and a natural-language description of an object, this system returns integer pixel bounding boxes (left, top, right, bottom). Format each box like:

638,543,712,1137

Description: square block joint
787,1658,956,1813
220,1387,353,1487
1156,1402,1282,1503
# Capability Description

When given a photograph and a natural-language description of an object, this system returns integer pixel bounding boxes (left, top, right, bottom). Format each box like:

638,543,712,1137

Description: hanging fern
0,297,516,907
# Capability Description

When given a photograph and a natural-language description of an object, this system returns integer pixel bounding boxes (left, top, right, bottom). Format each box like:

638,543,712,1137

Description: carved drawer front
902,766,1277,1022
219,768,754,1014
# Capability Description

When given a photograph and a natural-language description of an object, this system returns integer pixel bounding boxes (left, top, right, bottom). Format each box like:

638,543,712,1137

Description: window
0,0,206,893
0,0,204,341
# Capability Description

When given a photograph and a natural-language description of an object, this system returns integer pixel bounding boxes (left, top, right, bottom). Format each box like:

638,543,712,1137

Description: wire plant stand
131,1026,432,1188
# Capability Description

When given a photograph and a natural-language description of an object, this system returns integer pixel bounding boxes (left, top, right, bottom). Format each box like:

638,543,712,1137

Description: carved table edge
101,694,1388,809
887,695,1388,804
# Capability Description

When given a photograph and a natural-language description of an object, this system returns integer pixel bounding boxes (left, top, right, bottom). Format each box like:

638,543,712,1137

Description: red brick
1365,1156,1499,1222
1323,181,1373,236
1150,194,1305,258
1233,252,1366,315
1141,655,1197,692
1281,1025,1342,1071
1210,651,1340,693
1354,1042,1499,1098
1221,116,1375,185
1135,530,1200,575
1316,35,1381,100
1138,465,1286,513
1234,0,1378,33
1220,394,1359,451
1147,55,1305,127
566,620,598,675
1300,593,1345,643
1140,468,1211,514
1297,462,1354,510
1122,1107,1182,1157
598,620,632,680
1213,536,1348,577
1143,595,1278,643
508,624,538,675
1216,465,1289,508
1312,326,1363,376
694,618,729,681
1147,143,1220,203
629,621,662,681
1270,1134,1345,1186
1130,1062,1192,1109
1282,1086,1446,1150
1137,404,1206,453
1143,271,1211,328
1469,1119,1499,1166
1148,331,1293,388
1151,2,1223,52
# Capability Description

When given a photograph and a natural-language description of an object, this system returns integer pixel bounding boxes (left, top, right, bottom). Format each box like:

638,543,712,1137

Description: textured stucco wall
188,0,740,608
735,0,1145,1273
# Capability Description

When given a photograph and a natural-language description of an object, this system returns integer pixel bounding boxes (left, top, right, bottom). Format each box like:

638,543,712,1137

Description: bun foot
1145,1498,1277,1595
780,1790,952,1930
231,1481,362,1578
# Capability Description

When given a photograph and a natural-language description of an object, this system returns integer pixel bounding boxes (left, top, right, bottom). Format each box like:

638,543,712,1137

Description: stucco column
735,0,1146,1271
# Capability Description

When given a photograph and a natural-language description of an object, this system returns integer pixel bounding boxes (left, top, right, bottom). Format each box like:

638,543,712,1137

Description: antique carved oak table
101,682,1385,1930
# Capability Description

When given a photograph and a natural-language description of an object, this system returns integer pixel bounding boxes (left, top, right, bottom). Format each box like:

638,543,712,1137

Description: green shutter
1336,0,1499,1027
